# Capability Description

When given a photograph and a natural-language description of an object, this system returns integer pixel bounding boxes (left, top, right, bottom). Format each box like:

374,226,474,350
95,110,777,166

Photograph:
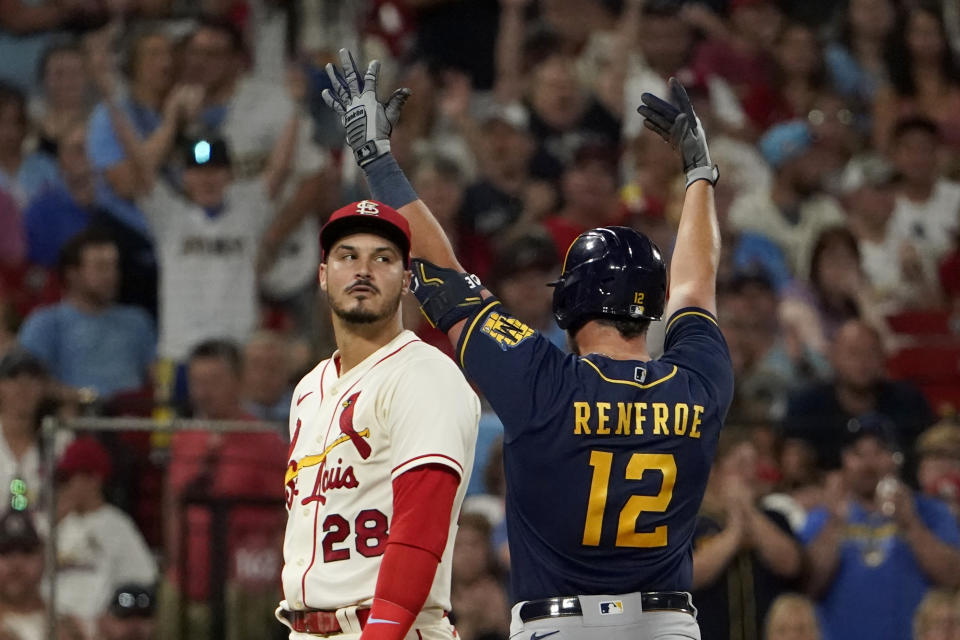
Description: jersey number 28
582,451,676,548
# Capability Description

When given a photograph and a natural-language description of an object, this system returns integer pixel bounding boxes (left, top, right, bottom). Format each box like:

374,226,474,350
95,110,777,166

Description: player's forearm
363,154,463,270
666,181,720,315
902,521,960,589
362,543,440,640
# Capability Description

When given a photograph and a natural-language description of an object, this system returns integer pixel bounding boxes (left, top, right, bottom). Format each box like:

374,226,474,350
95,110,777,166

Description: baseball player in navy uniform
323,49,733,640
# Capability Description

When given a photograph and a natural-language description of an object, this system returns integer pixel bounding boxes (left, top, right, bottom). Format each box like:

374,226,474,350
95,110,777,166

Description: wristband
363,154,418,210
685,165,720,189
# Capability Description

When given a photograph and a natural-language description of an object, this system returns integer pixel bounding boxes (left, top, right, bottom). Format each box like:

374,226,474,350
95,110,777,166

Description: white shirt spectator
219,78,328,298
889,179,960,263
55,503,157,630
728,189,846,276
138,179,272,361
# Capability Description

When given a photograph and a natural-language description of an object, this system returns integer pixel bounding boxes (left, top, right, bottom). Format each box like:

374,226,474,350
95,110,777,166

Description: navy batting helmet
551,226,667,330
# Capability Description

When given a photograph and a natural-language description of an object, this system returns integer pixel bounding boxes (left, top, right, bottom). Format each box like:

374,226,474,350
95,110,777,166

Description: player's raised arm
322,49,491,343
321,49,463,272
637,78,721,317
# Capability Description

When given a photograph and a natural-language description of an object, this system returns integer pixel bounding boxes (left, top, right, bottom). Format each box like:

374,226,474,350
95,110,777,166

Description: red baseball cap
56,437,112,482
320,200,411,266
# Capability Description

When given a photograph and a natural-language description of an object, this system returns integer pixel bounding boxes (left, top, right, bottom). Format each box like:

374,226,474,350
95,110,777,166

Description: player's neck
575,322,650,361
333,314,405,375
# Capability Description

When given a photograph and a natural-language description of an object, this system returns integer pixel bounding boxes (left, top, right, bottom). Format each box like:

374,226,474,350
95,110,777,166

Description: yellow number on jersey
581,451,677,548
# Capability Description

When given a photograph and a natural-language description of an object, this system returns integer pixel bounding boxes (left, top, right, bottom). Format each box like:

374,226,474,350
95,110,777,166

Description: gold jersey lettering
634,402,647,435
596,402,611,435
652,403,669,435
674,403,689,436
615,403,632,435
574,402,591,435
691,405,704,439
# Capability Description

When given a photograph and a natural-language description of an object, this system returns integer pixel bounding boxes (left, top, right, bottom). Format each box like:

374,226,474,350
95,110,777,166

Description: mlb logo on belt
356,200,380,215
599,601,623,615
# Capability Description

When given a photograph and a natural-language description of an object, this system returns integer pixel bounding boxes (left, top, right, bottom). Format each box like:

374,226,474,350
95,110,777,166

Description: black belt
519,592,695,622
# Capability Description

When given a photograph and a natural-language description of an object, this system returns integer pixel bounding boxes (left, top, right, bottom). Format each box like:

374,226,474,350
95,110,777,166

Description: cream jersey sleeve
380,352,480,482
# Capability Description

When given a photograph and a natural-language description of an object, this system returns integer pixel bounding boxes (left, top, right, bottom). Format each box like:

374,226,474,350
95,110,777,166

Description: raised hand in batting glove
637,77,719,189
321,48,411,167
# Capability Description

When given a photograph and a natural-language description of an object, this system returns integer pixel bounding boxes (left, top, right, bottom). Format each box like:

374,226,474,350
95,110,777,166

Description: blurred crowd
1,0,960,639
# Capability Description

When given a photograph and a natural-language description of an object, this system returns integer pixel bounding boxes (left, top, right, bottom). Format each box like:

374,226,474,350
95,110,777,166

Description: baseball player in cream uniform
276,200,480,640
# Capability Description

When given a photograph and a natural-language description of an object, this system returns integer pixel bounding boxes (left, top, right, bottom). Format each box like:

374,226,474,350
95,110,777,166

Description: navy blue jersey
456,301,734,602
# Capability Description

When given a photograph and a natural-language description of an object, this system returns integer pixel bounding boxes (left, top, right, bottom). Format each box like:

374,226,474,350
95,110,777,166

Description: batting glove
637,77,719,189
321,48,411,167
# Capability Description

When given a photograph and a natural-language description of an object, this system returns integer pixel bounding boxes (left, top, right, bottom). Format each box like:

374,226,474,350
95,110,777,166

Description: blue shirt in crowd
19,301,156,397
24,185,92,267
86,98,162,236
800,496,960,640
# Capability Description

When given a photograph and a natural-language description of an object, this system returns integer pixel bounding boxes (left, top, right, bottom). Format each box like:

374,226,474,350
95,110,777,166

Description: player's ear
401,267,412,294
318,263,328,292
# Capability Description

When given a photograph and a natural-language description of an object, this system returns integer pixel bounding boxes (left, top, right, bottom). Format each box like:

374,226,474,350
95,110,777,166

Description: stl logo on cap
356,200,381,216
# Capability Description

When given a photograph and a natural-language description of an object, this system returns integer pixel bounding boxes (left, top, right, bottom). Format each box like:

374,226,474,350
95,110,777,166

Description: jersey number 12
582,451,676,548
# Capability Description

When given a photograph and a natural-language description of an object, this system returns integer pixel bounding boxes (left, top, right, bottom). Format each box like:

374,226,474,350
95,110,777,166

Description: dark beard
330,290,402,325
333,306,384,324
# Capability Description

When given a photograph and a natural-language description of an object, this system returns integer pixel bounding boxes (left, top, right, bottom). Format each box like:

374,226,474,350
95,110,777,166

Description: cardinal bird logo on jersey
339,392,372,459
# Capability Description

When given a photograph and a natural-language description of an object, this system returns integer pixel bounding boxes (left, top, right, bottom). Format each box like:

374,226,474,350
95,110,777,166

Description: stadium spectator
18,228,155,399
874,2,960,153
804,93,861,181
825,0,896,108
542,140,624,256
21,41,91,200
841,159,941,312
458,102,541,240
23,120,98,268
692,430,803,640
778,226,883,359
727,120,845,275
130,129,295,362
240,330,291,424
0,0,104,92
719,272,829,424
411,153,491,279
802,422,960,640
741,22,830,132
915,421,960,520
912,589,960,640
54,437,157,632
783,320,934,471
0,349,66,514
494,1,620,184
85,28,178,317
487,231,564,349
450,512,510,640
690,0,781,107
98,584,157,640
162,340,286,640
179,17,330,311
0,509,45,640
620,0,699,140
887,117,960,268
0,84,29,208
764,593,822,640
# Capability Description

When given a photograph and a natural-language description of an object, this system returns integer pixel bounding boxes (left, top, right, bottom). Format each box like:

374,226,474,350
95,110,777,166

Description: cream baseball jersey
280,330,480,612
